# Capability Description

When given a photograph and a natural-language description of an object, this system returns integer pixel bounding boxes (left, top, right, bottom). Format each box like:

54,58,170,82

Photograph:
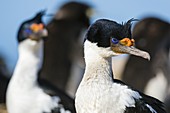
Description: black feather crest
122,18,139,38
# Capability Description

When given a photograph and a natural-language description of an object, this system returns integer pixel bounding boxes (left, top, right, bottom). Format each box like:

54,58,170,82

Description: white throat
11,39,44,85
82,40,114,83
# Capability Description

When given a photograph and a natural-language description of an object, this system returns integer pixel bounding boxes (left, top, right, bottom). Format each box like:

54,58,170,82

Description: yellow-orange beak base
119,38,135,47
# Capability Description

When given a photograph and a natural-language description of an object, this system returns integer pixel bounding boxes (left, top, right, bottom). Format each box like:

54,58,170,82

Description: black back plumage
113,79,166,113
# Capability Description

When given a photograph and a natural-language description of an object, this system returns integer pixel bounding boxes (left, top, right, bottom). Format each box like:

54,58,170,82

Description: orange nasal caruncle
30,23,44,32
119,38,135,47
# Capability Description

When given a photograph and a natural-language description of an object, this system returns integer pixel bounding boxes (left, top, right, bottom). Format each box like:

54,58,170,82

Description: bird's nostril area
30,23,44,32
120,38,135,47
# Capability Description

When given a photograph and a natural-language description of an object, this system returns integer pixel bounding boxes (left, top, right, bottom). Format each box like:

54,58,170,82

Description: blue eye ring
24,29,32,34
111,38,119,44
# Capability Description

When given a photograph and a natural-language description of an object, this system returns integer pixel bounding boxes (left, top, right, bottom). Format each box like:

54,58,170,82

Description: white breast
7,84,60,113
75,80,141,113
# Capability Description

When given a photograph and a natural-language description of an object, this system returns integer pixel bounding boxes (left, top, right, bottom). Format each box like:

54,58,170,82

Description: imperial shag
6,11,74,113
75,19,166,113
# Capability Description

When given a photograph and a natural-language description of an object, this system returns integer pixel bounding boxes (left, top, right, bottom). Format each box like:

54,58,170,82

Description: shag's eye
24,29,32,34
111,38,119,44
23,29,32,37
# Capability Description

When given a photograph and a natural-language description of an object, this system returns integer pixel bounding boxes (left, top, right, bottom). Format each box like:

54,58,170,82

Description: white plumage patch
144,70,168,101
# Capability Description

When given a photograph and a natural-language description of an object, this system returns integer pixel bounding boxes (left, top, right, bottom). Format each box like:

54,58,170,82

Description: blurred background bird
119,17,170,112
5,10,75,113
39,1,93,97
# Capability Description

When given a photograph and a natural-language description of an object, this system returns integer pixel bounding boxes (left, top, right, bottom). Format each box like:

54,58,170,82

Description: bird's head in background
84,19,150,60
55,1,93,27
17,10,48,43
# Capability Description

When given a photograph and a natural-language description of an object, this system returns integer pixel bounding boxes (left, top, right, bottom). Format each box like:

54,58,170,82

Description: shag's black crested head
32,10,46,23
85,18,135,47
17,10,47,42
